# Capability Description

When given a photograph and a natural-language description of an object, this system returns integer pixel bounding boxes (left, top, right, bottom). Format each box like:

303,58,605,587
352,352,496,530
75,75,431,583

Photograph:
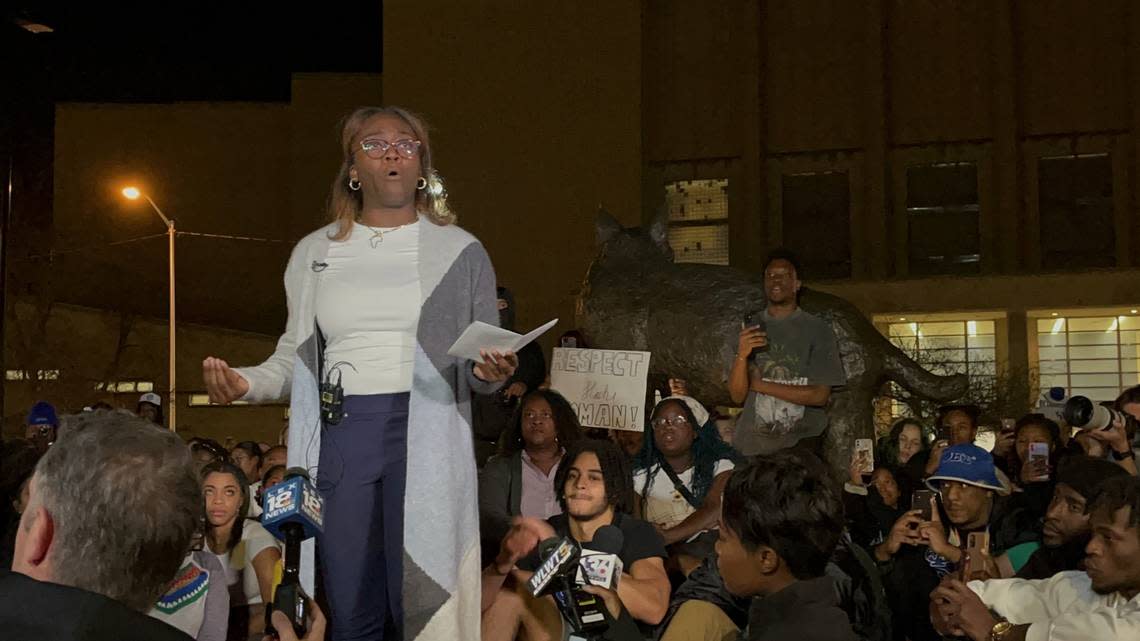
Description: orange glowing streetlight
120,186,177,432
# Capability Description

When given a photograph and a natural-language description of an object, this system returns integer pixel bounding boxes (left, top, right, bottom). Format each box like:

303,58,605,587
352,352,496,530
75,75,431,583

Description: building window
906,162,980,275
1036,314,1140,401
6,369,60,381
188,393,250,407
95,380,155,393
878,318,997,427
664,178,729,265
1038,154,1115,269
781,171,851,279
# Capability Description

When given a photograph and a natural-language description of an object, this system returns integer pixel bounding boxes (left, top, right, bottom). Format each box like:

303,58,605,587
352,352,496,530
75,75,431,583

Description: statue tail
882,340,969,402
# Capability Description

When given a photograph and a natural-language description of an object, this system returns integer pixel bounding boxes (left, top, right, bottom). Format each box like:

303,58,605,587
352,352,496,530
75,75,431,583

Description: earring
348,178,361,191
416,176,427,190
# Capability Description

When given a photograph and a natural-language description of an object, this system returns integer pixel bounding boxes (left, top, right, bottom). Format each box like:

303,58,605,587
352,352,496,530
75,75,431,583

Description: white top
211,520,280,607
315,221,421,395
246,480,263,518
970,570,1140,641
633,458,735,530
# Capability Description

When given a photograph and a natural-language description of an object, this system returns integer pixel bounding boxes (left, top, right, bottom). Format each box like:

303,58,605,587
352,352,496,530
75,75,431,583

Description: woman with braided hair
633,395,742,577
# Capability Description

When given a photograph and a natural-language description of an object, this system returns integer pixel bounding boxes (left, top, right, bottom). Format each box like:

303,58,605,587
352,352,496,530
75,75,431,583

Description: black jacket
0,571,192,641
656,535,891,641
745,576,857,641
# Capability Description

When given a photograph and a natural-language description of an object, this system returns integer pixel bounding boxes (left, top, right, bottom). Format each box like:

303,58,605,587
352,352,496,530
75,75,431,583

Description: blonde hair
327,106,454,241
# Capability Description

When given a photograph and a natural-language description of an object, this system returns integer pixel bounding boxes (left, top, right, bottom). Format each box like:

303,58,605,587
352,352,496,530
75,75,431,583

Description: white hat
139,392,162,407
656,395,710,427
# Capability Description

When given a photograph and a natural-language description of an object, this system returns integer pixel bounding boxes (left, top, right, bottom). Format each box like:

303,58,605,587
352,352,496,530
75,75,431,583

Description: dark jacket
656,535,891,641
745,576,858,641
0,571,192,641
478,451,523,563
1016,535,1088,581
879,496,1040,641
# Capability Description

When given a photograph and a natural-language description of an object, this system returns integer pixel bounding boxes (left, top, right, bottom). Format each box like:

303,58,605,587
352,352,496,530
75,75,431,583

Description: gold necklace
361,221,412,248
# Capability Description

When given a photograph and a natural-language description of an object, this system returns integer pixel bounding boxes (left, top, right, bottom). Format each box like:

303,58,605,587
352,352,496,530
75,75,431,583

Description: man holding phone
876,444,1037,641
728,250,845,457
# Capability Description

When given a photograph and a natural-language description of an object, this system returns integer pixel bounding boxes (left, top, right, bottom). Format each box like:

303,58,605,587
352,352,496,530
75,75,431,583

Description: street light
121,186,177,432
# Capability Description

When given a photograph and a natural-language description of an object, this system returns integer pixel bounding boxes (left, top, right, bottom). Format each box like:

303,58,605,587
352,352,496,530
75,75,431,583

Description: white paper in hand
447,318,558,362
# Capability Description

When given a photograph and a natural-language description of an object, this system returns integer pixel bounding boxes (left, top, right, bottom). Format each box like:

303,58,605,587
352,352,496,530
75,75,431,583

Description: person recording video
728,250,845,457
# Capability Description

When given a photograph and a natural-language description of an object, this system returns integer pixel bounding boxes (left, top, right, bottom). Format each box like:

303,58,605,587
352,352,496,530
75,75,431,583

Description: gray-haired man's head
12,410,202,611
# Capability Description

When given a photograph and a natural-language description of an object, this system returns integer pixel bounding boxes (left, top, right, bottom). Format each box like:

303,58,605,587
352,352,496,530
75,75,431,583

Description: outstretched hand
203,357,250,404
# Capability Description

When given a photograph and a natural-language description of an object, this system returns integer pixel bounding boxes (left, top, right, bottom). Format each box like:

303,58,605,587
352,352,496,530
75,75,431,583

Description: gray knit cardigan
235,215,501,640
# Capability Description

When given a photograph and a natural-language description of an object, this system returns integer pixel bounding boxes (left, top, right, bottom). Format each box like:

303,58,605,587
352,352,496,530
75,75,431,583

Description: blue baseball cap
926,443,1005,494
27,401,58,427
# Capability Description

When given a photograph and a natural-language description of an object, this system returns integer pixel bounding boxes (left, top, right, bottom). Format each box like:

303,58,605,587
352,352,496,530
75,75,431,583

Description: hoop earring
416,177,427,190
348,178,361,191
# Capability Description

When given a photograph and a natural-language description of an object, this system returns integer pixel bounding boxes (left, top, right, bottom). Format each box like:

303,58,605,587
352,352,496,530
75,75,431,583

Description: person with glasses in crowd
201,106,516,641
633,395,741,578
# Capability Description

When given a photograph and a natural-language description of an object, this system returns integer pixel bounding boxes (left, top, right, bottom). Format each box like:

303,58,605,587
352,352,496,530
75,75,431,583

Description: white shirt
969,571,1140,641
315,221,421,395
633,458,735,530
211,520,280,607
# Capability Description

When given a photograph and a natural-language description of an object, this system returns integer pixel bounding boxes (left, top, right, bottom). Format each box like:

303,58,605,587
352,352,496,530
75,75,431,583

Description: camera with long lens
1063,395,1126,431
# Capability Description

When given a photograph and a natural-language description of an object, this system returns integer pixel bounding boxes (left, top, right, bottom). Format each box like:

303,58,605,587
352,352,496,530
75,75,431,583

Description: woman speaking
203,106,516,641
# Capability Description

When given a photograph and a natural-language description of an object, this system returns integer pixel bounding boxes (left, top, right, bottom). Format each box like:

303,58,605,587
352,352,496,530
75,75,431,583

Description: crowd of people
0,398,318,641
1,99,1139,641
472,251,1140,640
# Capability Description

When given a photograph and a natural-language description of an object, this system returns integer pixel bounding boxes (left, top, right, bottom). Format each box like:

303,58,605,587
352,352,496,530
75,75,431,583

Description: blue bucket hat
926,443,1005,494
26,401,58,427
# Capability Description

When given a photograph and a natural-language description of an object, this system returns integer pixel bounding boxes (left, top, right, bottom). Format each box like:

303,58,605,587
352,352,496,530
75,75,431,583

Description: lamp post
121,186,177,432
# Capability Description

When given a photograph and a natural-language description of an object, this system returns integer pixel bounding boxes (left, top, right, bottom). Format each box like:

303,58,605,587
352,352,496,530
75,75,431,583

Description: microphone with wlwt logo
261,467,324,638
527,525,637,640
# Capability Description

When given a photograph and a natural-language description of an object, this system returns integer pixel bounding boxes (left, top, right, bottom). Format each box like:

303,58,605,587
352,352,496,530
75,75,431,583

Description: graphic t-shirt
734,308,846,455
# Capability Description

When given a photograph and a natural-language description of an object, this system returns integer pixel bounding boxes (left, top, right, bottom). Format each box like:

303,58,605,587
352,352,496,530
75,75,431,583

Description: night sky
8,2,382,102
1,3,383,335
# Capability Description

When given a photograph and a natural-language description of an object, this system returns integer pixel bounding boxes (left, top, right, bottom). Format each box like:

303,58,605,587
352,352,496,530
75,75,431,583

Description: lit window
94,380,156,393
665,179,729,265
6,370,61,381
1036,314,1140,401
877,317,997,427
188,393,249,407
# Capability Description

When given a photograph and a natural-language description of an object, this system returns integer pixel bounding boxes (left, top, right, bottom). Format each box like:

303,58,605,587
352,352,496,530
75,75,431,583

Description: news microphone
528,535,616,638
577,525,624,591
528,537,581,598
262,467,324,638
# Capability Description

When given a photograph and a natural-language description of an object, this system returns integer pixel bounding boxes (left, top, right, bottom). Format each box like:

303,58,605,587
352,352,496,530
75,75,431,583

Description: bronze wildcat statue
575,210,968,470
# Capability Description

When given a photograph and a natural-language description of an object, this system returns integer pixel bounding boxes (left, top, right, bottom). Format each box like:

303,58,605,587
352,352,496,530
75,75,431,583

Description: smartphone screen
1027,442,1050,481
912,489,935,521
854,438,874,474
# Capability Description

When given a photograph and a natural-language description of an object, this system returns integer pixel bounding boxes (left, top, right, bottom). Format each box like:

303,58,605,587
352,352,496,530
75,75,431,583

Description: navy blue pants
317,393,408,641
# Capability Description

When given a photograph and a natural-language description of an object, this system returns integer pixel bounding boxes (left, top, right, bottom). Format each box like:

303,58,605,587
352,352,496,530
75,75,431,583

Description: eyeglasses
652,416,690,429
524,411,553,422
359,138,421,159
